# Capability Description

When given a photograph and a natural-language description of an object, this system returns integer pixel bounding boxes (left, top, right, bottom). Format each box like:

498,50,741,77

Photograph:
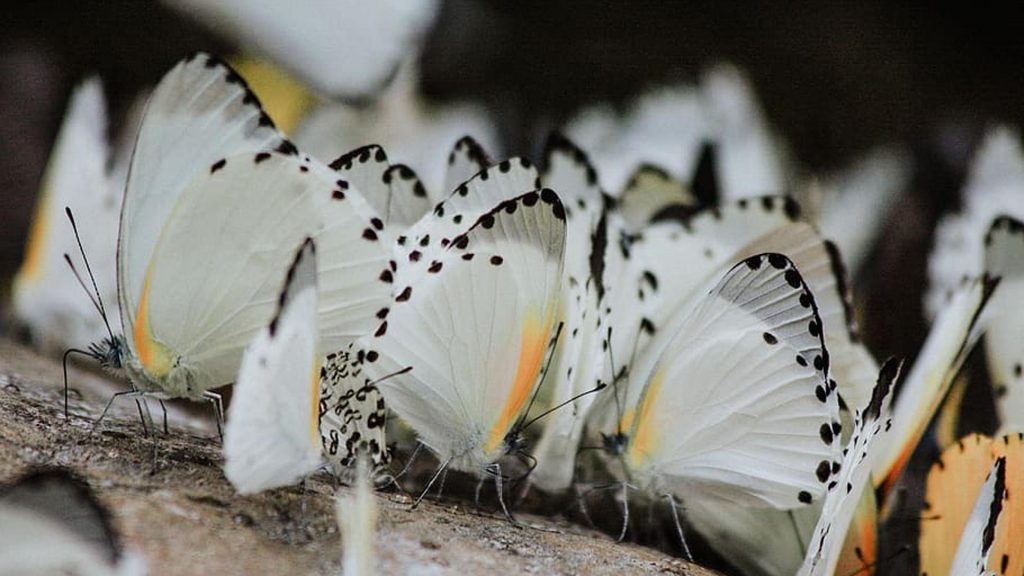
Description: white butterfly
594,253,841,516
11,79,129,356
0,469,148,576
224,239,323,494
354,185,567,512
329,144,431,231
89,54,392,410
927,127,1024,319
950,457,1008,576
160,0,439,99
798,358,902,576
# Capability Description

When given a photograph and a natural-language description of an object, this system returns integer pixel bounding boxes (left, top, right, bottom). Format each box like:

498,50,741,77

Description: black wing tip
983,457,1008,553
329,144,388,171
865,357,904,420
542,131,600,187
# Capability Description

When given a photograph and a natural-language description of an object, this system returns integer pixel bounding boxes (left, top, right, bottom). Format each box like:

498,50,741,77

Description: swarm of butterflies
3,7,1024,576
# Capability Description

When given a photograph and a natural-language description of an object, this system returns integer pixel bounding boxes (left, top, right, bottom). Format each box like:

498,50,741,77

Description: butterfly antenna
368,365,413,387
64,207,115,343
519,382,607,433
514,322,565,432
605,326,626,436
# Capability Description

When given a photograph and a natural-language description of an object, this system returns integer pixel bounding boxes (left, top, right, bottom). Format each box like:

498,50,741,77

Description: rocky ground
0,338,716,575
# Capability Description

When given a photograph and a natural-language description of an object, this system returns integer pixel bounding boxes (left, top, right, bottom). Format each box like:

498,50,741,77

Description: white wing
950,458,1007,576
161,0,438,98
617,163,696,231
983,216,1024,435
118,53,293,342
623,253,841,509
366,190,566,471
443,135,493,196
224,239,323,494
12,78,120,354
328,145,431,233
133,152,391,397
799,358,902,576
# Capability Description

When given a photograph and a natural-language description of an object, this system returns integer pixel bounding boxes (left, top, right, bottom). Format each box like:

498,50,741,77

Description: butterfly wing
118,53,293,344
365,190,566,470
950,458,1007,576
617,163,696,230
983,216,1024,434
443,135,493,196
136,152,390,396
920,434,1023,576
623,253,841,509
799,359,902,576
224,239,323,494
318,342,390,477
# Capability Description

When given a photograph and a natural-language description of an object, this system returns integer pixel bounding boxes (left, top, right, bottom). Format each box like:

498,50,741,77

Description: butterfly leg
392,442,424,483
617,482,630,542
91,389,147,433
202,390,225,440
133,398,151,437
490,462,517,524
159,400,169,434
411,457,452,510
474,475,487,509
665,493,693,561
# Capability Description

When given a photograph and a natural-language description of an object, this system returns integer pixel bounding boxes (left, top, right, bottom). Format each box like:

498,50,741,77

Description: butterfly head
86,335,126,372
601,431,630,456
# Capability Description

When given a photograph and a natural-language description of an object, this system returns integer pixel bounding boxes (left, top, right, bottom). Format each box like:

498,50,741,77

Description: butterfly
919,433,1020,576
160,0,439,99
223,239,324,494
316,150,538,478
81,54,393,416
349,179,567,516
0,468,147,575
590,252,842,543
11,78,133,356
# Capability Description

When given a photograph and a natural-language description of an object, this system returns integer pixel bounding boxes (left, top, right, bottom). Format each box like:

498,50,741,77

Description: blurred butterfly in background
0,468,147,575
224,239,324,494
11,78,138,356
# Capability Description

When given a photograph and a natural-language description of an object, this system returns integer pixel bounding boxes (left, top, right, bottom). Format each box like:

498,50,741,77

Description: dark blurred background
2,1,1019,572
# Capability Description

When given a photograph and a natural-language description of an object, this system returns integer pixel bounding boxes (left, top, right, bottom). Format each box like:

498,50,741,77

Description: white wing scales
224,239,323,494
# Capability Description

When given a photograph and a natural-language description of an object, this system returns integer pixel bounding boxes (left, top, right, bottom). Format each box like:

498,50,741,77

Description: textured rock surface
0,339,716,575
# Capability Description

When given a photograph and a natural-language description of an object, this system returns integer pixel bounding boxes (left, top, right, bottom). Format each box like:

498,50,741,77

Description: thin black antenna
64,207,115,342
519,382,607,433
514,322,565,432
369,365,412,386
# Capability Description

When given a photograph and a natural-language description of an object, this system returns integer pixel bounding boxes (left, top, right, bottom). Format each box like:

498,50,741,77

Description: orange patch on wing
133,271,172,377
485,312,550,454
18,189,51,283
625,369,665,469
309,353,321,443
